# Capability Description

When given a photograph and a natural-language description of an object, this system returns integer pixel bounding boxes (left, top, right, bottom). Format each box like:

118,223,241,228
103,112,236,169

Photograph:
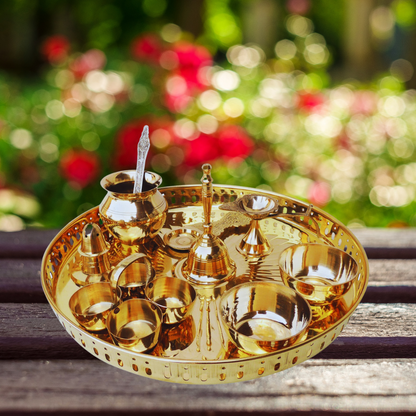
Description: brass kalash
41,125,369,384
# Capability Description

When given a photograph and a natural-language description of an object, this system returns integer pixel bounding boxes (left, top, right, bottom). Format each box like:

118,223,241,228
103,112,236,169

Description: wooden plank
352,228,416,248
1,258,415,304
0,229,58,258
0,228,416,259
1,303,415,360
0,359,415,414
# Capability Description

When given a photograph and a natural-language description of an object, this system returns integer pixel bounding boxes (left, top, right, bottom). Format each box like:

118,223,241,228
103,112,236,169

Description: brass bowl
68,282,120,332
145,277,196,325
278,244,359,305
106,299,163,353
110,253,154,301
99,170,168,245
220,282,311,355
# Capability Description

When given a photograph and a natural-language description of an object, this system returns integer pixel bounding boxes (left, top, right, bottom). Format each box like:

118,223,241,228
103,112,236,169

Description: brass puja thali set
41,126,369,384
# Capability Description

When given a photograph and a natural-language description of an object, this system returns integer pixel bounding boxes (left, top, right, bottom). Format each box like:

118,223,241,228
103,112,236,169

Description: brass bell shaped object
80,223,111,278
183,164,236,286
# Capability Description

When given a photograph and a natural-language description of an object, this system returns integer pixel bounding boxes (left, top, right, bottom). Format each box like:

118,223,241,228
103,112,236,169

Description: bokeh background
1,0,416,230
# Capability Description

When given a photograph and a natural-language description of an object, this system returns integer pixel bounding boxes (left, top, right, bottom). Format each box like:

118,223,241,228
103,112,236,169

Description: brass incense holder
41,182,369,384
183,164,236,286
278,244,359,305
71,223,111,287
69,282,120,331
99,170,168,245
107,298,163,353
145,277,196,325
220,282,311,355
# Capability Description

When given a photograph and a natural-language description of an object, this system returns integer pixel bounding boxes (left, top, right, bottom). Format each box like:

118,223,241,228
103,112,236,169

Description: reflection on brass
164,228,201,252
308,299,349,336
110,253,154,301
69,282,120,331
145,277,196,325
183,164,236,286
71,223,111,287
220,282,311,355
153,315,196,357
99,170,168,245
107,298,163,353
220,195,279,258
279,244,358,304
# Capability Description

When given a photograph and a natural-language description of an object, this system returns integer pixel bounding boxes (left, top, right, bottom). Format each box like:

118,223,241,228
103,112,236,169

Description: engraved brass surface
41,184,369,384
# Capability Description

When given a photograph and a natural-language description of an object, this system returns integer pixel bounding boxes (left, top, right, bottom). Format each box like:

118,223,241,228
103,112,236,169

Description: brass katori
183,164,236,286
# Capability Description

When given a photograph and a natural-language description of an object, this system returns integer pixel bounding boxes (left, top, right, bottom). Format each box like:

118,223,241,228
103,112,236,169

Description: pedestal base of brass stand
237,219,272,258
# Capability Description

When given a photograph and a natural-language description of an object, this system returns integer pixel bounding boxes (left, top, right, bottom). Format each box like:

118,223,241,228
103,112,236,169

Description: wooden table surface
1,228,415,415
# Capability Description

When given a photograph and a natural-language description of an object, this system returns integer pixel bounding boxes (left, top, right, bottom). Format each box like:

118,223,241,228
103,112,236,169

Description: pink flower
218,125,254,160
60,150,100,188
308,181,331,207
41,35,70,63
70,49,106,79
131,33,164,64
163,42,213,113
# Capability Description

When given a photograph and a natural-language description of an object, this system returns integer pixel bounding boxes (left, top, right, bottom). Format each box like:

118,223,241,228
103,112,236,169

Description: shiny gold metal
110,253,154,300
220,194,279,257
279,243,359,304
74,223,112,286
145,277,196,325
164,228,201,252
99,170,168,245
220,282,311,355
183,164,236,286
41,184,369,384
107,298,163,353
68,282,120,331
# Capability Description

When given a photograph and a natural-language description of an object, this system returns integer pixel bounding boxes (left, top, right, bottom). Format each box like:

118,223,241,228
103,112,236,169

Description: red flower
218,125,254,160
173,41,212,90
131,33,164,64
308,181,331,207
114,118,174,169
70,49,106,79
60,150,100,188
41,35,70,63
182,133,221,167
296,92,325,113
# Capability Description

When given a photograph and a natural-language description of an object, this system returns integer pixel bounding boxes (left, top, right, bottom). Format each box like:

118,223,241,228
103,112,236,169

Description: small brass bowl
145,277,196,325
110,253,154,301
220,282,311,355
278,244,359,305
69,282,120,332
106,299,163,353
